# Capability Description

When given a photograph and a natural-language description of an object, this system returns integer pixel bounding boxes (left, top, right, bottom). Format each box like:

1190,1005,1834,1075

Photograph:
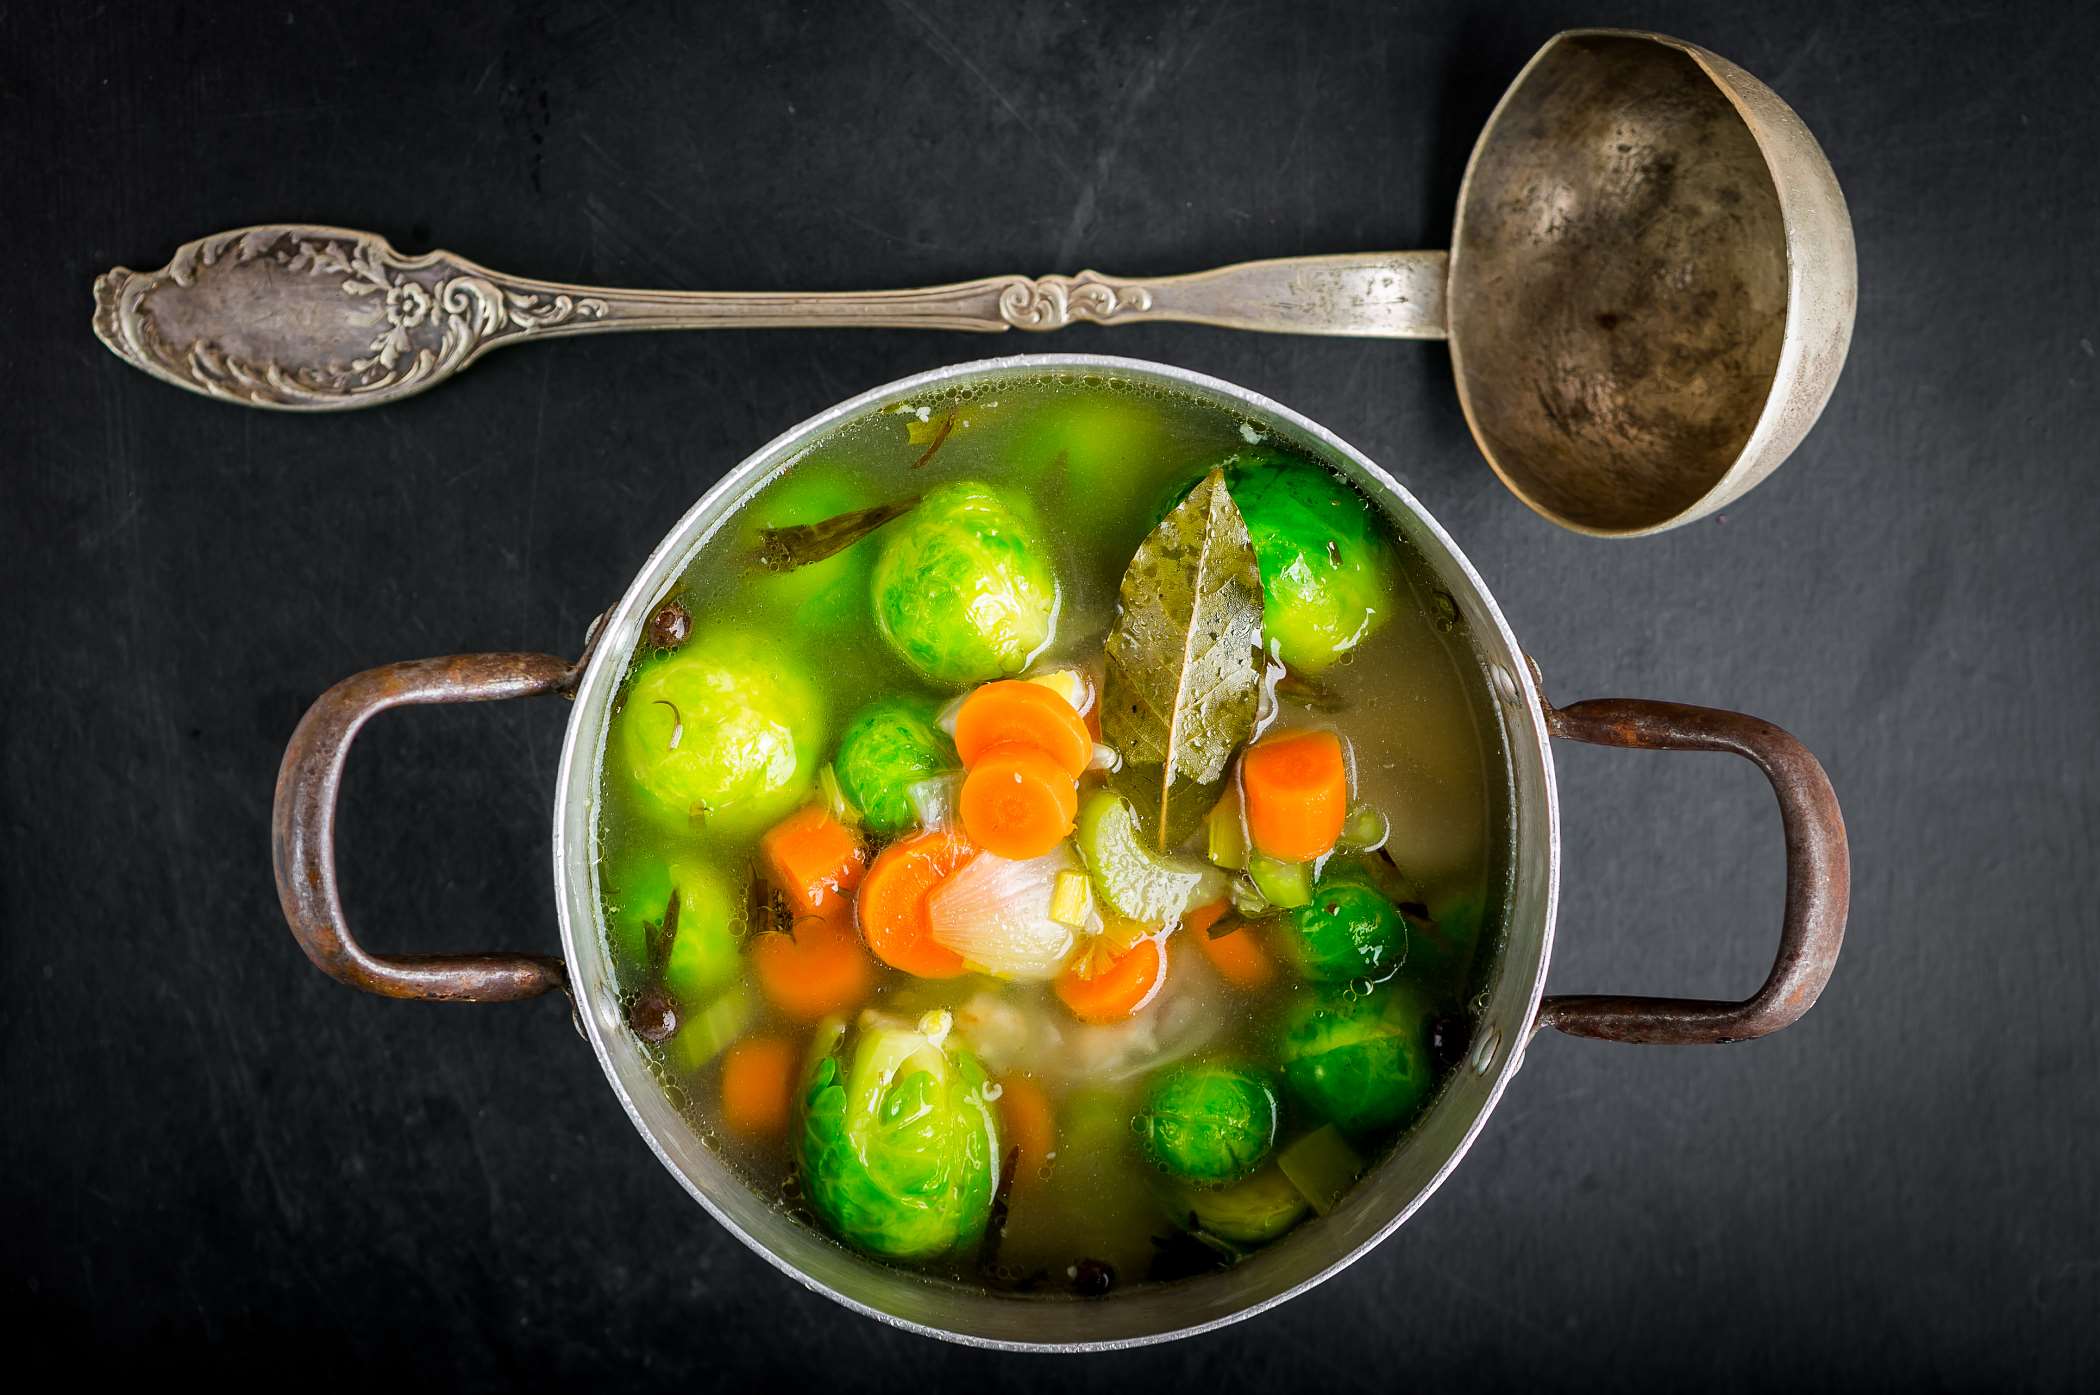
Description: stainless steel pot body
274,353,1847,1350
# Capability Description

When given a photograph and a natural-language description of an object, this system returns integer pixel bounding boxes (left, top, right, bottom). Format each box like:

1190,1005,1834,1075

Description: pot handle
271,653,576,1003
1535,697,1849,1045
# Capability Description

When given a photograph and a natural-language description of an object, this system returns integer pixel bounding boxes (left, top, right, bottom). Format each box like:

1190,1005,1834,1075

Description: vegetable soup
594,372,1507,1296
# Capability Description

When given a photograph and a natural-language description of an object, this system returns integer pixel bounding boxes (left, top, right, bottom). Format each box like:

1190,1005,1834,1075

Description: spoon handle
91,224,1449,412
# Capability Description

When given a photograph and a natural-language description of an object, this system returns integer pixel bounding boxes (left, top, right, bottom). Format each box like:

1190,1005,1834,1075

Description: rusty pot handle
1535,697,1849,1045
271,653,576,1003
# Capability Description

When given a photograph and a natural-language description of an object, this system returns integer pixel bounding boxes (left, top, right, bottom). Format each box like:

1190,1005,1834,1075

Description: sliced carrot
959,742,1078,860
1055,934,1167,1024
1189,904,1279,992
760,804,867,919
855,829,973,978
954,680,1093,777
995,1074,1056,1187
719,1034,798,1139
1240,728,1349,862
749,910,875,1021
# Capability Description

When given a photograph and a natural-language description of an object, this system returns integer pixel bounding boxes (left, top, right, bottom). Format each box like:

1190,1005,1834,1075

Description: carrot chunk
748,910,875,1022
954,680,1093,777
959,742,1079,860
1054,935,1167,1024
759,805,867,919
995,1074,1057,1187
1239,728,1348,862
719,1035,798,1139
1187,900,1279,991
855,829,974,977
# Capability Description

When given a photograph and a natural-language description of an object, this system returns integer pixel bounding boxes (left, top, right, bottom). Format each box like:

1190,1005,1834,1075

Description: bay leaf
754,496,919,573
1100,467,1265,848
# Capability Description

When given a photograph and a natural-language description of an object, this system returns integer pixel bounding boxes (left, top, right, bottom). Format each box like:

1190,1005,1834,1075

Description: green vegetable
1285,870,1406,982
1075,789,1225,923
744,471,887,630
1157,1162,1308,1246
1205,799,1249,870
1008,391,1179,531
1170,452,1396,673
616,633,823,834
1275,1124,1365,1215
1408,891,1486,1000
605,856,743,1000
1134,1063,1280,1186
870,480,1058,686
1247,852,1313,909
1276,983,1435,1137
832,695,955,834
799,1009,1001,1261
667,982,754,1073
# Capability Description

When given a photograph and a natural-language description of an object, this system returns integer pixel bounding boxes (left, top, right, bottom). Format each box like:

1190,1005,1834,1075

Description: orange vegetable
954,680,1093,777
749,911,875,1021
760,805,867,919
719,1035,798,1139
855,829,974,977
1187,900,1278,991
994,1074,1056,1186
1055,934,1167,1024
1240,728,1348,861
959,742,1078,861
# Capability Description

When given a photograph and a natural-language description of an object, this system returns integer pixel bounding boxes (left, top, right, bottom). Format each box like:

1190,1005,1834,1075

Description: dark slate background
5,1,2094,1388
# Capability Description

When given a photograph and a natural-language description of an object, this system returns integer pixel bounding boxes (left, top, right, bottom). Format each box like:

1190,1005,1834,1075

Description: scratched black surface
3,1,2095,1388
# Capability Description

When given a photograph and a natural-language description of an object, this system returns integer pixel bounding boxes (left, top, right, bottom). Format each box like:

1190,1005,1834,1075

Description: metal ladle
91,28,1854,535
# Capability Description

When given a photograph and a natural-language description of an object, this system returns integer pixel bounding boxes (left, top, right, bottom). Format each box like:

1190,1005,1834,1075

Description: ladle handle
1536,697,1849,1045
92,224,1449,411
272,652,575,1003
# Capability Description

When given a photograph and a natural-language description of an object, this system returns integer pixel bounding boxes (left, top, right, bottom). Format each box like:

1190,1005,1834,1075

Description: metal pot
273,354,1848,1349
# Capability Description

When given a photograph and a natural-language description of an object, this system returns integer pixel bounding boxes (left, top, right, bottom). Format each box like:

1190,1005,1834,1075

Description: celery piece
667,984,755,1074
1247,852,1313,909
1275,1124,1365,1215
1206,799,1250,870
1049,868,1093,927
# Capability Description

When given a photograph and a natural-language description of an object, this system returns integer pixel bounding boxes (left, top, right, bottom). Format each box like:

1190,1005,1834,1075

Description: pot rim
549,351,1560,1351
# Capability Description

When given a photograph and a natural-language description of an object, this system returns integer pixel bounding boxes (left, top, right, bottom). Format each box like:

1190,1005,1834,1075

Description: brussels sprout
799,1008,1001,1261
616,632,823,834
1284,871,1406,983
1007,392,1179,533
603,854,743,1005
1166,452,1395,673
870,481,1058,686
743,469,881,631
833,696,956,834
1407,891,1485,1001
1156,1162,1308,1247
1134,1063,1280,1186
1276,983,1435,1137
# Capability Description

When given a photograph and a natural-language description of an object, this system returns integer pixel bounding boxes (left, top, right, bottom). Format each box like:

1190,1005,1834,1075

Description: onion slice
926,843,1096,981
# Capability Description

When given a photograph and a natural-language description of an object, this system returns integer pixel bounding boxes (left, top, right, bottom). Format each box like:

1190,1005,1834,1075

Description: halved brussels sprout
1133,1062,1280,1186
870,481,1058,686
1284,870,1406,983
1275,982,1434,1137
799,1008,1001,1261
1173,451,1396,673
1156,1161,1308,1247
602,854,743,1005
616,632,823,834
832,695,955,835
